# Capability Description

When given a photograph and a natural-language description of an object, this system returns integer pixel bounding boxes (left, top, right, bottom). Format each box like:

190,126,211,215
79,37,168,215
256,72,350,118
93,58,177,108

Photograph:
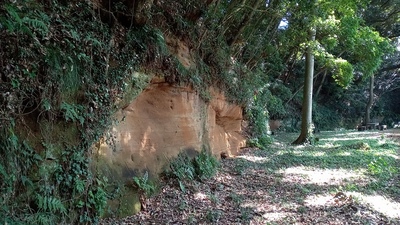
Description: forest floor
101,129,400,224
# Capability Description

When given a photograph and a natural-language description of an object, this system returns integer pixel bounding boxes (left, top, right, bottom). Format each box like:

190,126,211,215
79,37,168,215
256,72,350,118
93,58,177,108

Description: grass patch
269,131,400,200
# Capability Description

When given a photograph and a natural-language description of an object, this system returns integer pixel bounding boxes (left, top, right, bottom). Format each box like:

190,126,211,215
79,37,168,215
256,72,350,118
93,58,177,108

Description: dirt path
101,130,400,224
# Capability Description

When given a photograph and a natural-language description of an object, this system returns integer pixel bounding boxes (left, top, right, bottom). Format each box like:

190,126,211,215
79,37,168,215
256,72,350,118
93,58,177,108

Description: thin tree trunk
293,27,315,145
285,68,324,105
365,74,374,125
315,69,327,99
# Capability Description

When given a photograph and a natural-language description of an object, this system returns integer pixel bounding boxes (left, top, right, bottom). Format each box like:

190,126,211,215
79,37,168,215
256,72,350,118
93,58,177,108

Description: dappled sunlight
295,150,326,157
374,152,399,160
318,131,382,142
304,194,335,207
280,166,366,185
194,192,208,201
105,130,400,224
274,149,290,155
318,142,338,148
304,191,400,219
312,151,326,157
122,132,132,144
323,135,380,142
214,173,234,182
236,155,269,163
336,151,352,156
349,192,400,218
235,182,278,215
261,212,296,221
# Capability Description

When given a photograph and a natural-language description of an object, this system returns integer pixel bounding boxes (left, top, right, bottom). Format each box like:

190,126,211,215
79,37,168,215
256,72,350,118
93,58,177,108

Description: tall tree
293,27,316,144
284,0,391,143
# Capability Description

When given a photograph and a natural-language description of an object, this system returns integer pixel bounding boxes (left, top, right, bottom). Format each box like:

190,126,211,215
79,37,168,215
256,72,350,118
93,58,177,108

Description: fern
4,4,32,36
36,195,67,215
60,102,84,125
74,179,85,194
28,213,53,225
193,148,219,180
5,5,22,24
4,4,49,37
0,163,7,179
23,17,49,36
84,35,103,48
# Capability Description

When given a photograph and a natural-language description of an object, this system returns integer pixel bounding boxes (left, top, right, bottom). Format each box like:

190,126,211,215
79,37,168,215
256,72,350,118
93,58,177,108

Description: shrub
193,148,219,180
133,171,157,197
164,147,219,182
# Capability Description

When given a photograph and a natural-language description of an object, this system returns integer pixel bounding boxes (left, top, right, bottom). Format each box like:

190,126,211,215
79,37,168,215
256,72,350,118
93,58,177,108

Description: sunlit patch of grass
348,192,400,218
265,130,400,220
267,131,399,170
236,155,269,163
318,142,338,148
280,166,367,185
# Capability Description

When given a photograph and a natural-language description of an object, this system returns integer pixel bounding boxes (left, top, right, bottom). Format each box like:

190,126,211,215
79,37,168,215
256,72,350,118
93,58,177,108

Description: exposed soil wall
94,82,245,180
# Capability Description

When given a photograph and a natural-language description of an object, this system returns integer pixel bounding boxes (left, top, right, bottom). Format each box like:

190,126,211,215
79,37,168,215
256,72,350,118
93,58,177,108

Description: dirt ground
100,129,400,225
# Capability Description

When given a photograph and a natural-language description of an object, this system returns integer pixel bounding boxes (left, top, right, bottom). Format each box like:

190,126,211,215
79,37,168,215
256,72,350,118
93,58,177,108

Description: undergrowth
0,0,156,223
133,171,157,198
163,147,219,192
0,0,307,223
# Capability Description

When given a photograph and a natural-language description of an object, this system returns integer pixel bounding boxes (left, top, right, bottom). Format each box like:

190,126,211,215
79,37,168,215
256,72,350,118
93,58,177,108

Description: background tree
362,0,399,124
277,0,392,143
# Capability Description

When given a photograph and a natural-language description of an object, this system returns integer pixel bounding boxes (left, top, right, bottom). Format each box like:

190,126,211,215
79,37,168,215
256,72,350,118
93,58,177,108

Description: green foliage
0,125,43,223
246,91,269,137
133,171,157,197
331,59,354,88
247,138,261,148
2,3,50,37
0,0,397,223
351,26,393,76
193,148,219,180
166,152,196,181
53,147,108,223
206,209,222,223
313,103,342,130
368,157,398,177
345,142,371,151
269,132,400,202
60,102,84,125
247,136,273,149
0,0,129,221
36,195,67,215
164,147,219,183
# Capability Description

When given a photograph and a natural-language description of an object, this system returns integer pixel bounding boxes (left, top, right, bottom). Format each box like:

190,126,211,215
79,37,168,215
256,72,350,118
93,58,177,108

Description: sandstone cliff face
95,83,245,181
91,32,246,216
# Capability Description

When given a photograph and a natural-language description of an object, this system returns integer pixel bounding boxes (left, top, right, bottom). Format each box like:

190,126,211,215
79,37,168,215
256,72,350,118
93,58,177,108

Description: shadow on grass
225,131,400,223
105,130,400,224
207,169,399,224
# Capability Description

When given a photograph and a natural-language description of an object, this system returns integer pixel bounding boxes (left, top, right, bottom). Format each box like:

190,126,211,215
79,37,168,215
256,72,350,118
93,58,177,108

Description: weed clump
133,171,157,197
345,142,371,150
164,147,219,182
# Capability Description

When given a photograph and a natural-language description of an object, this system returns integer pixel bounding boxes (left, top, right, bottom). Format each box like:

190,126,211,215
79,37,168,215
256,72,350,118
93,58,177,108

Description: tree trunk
293,27,315,145
365,74,374,124
315,70,327,99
